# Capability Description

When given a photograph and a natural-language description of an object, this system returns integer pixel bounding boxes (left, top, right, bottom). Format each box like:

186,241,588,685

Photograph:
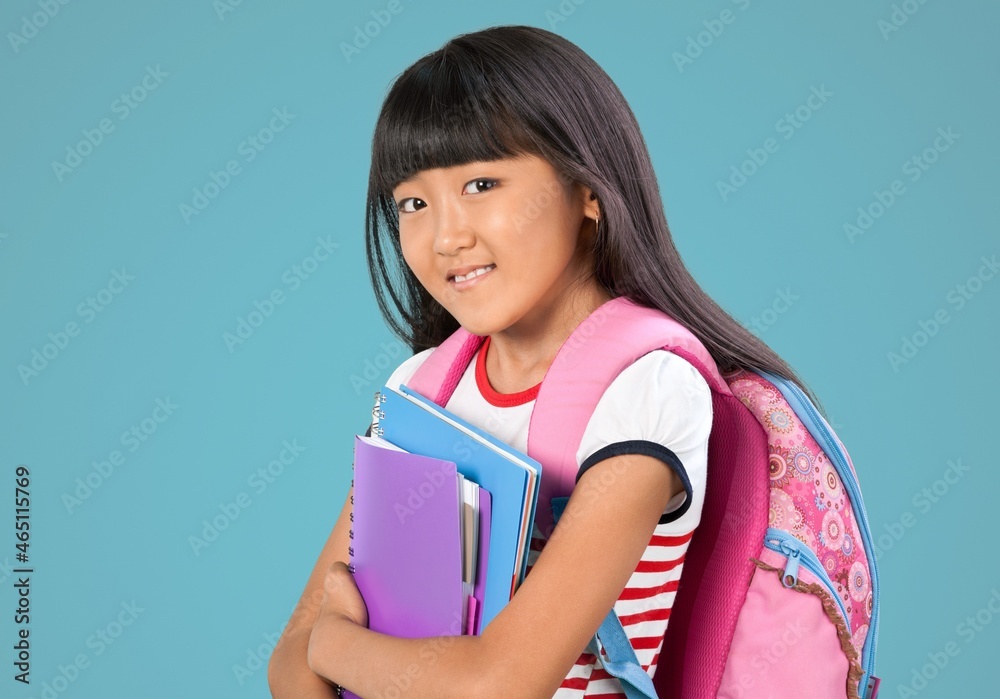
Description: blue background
1,1,996,697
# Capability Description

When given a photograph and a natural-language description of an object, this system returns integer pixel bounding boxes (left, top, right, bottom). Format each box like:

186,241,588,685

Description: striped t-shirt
380,335,712,697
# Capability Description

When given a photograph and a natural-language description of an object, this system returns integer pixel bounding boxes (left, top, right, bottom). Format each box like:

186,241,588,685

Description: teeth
454,264,495,282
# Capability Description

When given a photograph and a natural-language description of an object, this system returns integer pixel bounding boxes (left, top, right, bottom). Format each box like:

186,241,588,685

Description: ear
580,186,600,222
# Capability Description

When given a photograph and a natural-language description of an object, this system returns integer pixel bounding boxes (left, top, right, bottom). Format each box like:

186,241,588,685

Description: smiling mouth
449,264,497,283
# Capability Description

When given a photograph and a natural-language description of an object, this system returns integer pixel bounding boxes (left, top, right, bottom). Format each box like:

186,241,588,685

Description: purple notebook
343,436,492,697
352,435,464,637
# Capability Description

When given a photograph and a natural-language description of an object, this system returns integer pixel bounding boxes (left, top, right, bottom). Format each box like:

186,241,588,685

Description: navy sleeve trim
576,439,693,524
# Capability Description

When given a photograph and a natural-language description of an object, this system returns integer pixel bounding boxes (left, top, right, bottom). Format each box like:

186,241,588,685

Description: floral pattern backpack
406,295,881,698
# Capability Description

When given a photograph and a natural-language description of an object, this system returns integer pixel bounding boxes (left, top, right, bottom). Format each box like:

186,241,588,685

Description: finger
323,562,352,595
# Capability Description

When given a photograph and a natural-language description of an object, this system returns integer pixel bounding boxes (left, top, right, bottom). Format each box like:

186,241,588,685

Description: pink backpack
406,296,880,699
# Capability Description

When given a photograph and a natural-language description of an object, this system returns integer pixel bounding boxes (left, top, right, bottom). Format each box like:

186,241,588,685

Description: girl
269,24,825,699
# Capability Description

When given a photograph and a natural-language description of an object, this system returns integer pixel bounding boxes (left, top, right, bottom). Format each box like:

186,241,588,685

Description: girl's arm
307,451,682,698
268,485,354,698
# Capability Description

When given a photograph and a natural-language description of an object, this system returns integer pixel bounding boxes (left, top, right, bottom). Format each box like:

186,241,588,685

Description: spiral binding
348,391,387,574
371,389,386,436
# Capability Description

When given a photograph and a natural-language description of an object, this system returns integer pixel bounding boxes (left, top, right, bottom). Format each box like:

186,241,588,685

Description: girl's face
392,153,602,338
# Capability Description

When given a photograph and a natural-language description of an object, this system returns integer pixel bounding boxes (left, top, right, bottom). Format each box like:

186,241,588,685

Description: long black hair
364,24,828,415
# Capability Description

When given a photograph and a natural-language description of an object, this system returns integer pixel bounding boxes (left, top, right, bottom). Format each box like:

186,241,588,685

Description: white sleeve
384,347,435,392
365,347,436,434
574,350,713,526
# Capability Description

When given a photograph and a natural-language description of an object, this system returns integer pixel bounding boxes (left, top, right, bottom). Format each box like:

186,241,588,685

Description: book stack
346,382,542,651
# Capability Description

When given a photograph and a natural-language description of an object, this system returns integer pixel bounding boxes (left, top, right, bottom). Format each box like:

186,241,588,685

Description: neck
485,283,614,394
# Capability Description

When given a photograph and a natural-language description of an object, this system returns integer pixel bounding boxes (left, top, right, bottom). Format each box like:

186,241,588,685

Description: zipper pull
781,547,800,588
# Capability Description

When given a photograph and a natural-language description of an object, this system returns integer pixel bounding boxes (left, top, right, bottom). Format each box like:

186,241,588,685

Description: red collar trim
475,335,541,407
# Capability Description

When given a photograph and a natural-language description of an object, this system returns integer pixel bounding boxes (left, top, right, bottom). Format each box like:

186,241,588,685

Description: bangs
370,56,543,196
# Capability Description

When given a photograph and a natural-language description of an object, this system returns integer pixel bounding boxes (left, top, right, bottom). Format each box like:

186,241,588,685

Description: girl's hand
317,560,369,629
307,561,369,681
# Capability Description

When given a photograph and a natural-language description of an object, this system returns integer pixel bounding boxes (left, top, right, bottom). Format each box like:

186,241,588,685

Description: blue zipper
763,527,850,628
755,370,880,697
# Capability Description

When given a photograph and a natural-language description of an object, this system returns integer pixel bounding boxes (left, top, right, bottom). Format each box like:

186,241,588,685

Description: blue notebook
374,383,542,631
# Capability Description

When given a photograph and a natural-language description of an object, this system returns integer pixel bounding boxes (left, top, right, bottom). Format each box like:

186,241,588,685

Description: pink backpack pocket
718,546,853,697
716,369,879,699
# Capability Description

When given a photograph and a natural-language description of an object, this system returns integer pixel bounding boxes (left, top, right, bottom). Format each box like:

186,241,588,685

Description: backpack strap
407,327,484,406
553,495,658,699
525,296,768,699
527,295,732,539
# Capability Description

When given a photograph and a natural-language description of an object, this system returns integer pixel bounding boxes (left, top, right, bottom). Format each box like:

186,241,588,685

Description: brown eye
463,178,497,195
397,197,426,213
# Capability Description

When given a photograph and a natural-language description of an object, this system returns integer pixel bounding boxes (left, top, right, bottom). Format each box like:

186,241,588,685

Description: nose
432,199,476,256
